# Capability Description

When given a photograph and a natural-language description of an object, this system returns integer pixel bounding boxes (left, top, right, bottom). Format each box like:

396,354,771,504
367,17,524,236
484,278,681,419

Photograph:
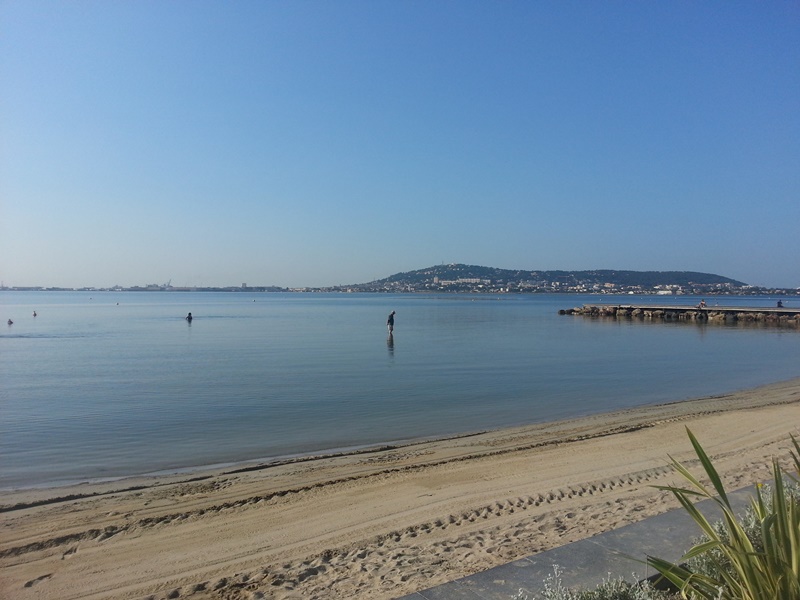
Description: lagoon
1,291,798,489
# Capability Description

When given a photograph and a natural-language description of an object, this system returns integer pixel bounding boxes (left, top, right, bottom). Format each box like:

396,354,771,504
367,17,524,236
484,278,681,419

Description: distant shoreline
3,287,798,295
3,261,798,295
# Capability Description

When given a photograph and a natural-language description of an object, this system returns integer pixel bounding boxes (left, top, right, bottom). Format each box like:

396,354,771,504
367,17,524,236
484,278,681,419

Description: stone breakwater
559,304,800,327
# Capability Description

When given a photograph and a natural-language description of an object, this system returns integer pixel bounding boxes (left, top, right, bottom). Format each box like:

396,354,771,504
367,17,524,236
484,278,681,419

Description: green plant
647,429,800,599
685,479,800,582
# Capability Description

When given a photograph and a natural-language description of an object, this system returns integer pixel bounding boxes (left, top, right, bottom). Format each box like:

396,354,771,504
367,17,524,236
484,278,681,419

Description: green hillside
372,264,746,287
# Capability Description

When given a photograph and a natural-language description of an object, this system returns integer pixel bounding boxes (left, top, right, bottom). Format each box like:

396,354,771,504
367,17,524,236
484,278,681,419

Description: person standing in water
387,310,395,334
185,312,193,322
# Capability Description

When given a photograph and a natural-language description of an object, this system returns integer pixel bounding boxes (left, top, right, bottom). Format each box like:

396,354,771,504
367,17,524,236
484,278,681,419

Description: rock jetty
560,304,800,327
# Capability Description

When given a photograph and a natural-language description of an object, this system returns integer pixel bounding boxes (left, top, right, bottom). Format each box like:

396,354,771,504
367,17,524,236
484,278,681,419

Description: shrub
686,479,800,583
511,565,676,600
647,429,800,599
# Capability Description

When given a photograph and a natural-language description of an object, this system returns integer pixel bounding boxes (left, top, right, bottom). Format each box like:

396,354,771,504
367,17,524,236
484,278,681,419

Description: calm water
1,291,799,489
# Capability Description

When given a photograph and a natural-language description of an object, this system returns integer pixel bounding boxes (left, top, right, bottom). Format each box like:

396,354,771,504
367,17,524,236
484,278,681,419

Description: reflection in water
3,291,799,489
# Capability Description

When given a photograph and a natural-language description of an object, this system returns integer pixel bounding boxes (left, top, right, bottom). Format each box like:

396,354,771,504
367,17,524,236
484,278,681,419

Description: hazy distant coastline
2,263,798,296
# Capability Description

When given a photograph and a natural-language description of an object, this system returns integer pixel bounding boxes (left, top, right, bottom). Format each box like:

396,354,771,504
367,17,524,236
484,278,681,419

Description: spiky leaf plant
647,429,800,599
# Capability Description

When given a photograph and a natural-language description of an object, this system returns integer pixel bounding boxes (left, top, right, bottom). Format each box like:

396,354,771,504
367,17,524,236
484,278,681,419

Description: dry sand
2,378,799,600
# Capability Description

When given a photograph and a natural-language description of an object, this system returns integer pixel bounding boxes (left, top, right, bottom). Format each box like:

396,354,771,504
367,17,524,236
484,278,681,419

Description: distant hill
367,264,746,288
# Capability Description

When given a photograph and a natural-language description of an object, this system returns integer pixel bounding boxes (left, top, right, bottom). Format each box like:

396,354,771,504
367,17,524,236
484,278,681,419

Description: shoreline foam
2,377,799,599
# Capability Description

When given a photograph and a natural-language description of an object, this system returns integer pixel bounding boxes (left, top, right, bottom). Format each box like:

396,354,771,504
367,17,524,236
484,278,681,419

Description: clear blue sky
2,1,799,289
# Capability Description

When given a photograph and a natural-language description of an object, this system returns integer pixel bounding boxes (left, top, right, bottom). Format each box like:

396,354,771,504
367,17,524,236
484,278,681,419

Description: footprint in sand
24,574,52,588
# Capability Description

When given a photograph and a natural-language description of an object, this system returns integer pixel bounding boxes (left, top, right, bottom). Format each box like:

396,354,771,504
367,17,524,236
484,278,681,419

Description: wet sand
1,378,799,600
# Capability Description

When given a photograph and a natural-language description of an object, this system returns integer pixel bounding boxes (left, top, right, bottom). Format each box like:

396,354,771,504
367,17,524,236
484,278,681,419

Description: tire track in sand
96,464,689,600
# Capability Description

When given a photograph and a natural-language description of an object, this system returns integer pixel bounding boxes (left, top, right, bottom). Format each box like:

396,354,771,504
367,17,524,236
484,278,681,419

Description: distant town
2,264,798,296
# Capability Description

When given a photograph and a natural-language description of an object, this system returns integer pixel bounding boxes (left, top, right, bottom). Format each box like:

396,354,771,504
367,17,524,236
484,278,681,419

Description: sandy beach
2,378,799,600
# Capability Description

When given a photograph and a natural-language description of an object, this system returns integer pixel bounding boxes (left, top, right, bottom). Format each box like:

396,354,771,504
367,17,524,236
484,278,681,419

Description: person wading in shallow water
185,312,193,322
387,310,395,334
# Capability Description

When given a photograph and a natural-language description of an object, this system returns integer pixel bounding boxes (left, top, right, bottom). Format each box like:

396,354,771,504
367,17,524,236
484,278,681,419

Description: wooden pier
560,304,800,327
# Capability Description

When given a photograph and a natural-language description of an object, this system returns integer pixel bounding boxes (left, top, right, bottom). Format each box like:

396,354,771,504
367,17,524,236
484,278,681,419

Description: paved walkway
396,485,756,600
